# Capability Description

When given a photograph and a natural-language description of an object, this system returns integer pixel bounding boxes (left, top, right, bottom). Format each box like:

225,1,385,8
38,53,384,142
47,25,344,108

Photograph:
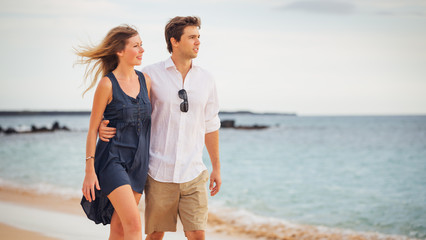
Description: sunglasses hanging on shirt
178,89,188,112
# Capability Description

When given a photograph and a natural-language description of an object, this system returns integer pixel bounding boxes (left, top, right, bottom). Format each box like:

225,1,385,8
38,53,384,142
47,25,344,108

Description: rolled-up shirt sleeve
205,80,221,133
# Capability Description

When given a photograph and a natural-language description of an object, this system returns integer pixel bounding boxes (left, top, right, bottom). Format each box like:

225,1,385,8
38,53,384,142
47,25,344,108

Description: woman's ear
116,50,124,57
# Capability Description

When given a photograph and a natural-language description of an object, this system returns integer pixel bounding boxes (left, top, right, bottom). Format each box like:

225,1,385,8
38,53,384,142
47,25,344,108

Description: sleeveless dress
81,70,151,225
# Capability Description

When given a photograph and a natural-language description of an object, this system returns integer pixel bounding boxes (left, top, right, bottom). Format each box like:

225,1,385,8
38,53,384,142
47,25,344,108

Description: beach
0,186,255,240
1,186,421,240
0,223,58,240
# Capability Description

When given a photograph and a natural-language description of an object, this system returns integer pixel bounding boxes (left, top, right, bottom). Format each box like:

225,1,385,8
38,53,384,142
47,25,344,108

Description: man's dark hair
165,16,201,53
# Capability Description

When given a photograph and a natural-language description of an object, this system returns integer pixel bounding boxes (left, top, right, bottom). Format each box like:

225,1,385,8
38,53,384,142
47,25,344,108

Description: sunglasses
178,89,188,112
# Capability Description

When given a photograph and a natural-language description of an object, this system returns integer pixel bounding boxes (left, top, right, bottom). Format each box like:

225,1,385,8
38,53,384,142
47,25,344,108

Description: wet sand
0,223,59,240
0,186,418,240
0,186,255,240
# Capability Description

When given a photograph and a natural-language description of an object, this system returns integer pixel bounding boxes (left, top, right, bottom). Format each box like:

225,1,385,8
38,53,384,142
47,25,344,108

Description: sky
1,0,425,115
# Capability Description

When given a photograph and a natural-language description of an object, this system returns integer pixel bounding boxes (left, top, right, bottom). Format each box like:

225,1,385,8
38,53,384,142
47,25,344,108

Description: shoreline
0,186,421,240
0,110,297,116
0,186,255,240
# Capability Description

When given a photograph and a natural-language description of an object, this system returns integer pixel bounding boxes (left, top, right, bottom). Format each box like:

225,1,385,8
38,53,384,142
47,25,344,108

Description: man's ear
171,37,179,48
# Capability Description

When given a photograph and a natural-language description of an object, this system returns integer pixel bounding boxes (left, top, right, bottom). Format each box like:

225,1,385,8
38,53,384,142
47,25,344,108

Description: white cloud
0,0,425,114
280,0,356,15
275,0,426,17
0,0,123,16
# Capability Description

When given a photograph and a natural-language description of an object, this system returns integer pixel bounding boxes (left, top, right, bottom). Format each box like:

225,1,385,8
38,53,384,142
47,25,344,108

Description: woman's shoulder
97,76,113,91
134,70,150,82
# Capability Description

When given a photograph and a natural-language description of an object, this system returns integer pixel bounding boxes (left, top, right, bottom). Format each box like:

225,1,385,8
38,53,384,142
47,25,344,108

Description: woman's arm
82,76,112,202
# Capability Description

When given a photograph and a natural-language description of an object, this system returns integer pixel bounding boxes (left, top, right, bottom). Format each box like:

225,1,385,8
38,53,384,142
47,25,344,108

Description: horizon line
0,110,425,117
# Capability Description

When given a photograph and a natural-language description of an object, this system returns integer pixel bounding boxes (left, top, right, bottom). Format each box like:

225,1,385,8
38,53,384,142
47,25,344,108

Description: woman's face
118,34,144,66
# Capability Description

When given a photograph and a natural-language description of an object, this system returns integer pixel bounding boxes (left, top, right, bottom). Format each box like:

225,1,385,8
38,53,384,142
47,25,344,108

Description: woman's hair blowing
74,25,138,96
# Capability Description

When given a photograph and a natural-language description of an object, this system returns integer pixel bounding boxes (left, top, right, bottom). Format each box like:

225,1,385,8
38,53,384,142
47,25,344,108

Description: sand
0,187,255,240
0,186,418,240
0,223,59,240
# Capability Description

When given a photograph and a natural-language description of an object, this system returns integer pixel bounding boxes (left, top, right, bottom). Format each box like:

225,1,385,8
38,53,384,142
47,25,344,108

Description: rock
221,119,268,130
221,120,235,128
235,124,268,130
4,121,70,135
52,121,60,130
4,127,17,134
39,127,50,132
31,125,51,132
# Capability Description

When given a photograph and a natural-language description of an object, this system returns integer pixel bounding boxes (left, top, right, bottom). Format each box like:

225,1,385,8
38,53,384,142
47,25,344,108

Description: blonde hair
75,25,138,96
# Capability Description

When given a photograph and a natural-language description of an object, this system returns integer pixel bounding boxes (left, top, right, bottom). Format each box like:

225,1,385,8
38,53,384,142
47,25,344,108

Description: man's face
174,26,200,59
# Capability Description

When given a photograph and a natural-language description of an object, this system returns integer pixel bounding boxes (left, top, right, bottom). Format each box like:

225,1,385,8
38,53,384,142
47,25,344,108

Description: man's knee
185,230,205,240
146,231,165,240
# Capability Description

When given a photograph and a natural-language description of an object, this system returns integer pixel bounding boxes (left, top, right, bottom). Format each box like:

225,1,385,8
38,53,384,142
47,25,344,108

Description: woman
75,25,151,240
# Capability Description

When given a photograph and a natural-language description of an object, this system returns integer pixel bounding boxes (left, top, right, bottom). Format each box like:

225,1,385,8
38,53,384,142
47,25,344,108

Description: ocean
0,114,425,239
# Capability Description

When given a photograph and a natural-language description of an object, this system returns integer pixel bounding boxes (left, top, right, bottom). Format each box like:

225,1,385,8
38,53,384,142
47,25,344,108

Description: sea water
0,114,425,239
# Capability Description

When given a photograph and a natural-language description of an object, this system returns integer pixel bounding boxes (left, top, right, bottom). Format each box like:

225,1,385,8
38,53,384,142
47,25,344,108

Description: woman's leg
108,185,142,240
110,211,124,240
110,190,143,240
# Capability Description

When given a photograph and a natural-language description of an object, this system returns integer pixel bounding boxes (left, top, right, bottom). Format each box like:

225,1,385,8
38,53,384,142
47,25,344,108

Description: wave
0,178,81,199
207,206,422,240
0,178,422,240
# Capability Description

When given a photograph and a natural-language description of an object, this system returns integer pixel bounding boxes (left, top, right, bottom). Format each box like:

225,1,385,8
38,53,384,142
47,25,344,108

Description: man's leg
145,176,180,236
146,232,165,240
179,171,209,240
185,230,205,240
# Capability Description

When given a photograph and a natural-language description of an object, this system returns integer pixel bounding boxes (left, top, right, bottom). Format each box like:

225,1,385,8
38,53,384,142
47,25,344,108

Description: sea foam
208,205,421,240
0,178,81,199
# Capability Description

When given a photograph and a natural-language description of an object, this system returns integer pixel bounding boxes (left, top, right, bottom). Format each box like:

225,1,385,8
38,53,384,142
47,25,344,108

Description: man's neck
171,54,192,83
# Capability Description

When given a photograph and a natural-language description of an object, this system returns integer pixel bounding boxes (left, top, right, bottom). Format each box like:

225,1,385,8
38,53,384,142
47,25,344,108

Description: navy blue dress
81,70,151,225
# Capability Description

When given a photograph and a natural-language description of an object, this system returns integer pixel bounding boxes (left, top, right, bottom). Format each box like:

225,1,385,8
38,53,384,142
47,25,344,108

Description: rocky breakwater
0,121,70,134
220,120,268,130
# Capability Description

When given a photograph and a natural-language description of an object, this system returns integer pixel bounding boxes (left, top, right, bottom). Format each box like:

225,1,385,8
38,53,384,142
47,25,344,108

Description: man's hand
98,120,116,142
209,170,221,196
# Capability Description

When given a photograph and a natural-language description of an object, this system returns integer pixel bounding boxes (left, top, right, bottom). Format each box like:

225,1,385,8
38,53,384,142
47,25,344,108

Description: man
99,16,221,240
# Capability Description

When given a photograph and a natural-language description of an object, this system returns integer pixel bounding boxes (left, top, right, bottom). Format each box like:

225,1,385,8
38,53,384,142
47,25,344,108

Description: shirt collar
164,56,199,70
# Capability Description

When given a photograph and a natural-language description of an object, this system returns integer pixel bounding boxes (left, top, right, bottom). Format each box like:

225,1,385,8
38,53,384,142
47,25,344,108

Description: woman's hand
82,169,101,202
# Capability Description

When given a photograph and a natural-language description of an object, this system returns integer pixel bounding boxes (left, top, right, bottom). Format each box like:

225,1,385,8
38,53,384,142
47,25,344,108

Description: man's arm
205,130,221,196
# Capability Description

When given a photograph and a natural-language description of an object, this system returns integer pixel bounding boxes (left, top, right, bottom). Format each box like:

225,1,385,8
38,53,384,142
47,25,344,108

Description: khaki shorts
144,170,209,234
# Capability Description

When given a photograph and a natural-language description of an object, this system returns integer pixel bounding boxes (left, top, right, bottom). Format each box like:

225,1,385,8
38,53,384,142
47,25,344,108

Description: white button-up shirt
142,57,220,183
